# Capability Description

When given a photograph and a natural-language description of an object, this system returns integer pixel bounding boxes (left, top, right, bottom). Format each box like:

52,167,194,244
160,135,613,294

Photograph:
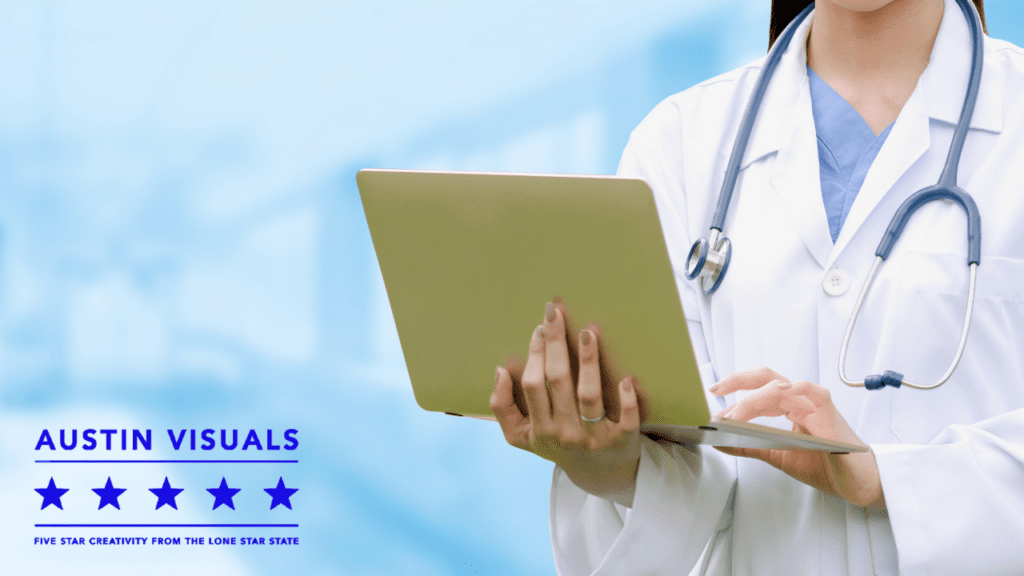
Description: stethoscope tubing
840,0,984,390
685,3,815,294
708,2,816,232
687,0,987,390
839,258,978,390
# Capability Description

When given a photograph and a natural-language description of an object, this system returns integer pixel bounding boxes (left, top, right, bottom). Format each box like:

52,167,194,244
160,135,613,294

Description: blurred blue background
1,1,1022,574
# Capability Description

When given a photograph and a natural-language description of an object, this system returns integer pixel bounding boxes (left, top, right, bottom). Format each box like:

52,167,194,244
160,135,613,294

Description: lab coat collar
739,7,812,172
923,0,1003,133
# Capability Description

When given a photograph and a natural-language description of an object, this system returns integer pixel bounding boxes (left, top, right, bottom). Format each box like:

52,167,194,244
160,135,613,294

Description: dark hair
769,0,987,49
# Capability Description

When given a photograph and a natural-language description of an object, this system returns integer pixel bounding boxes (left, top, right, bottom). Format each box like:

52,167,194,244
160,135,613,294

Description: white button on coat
823,268,850,296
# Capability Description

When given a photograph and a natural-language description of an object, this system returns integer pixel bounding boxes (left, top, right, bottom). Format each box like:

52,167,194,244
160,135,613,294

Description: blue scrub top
808,67,894,242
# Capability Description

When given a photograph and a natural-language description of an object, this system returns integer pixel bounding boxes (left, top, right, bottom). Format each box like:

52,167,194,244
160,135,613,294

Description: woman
490,0,1024,573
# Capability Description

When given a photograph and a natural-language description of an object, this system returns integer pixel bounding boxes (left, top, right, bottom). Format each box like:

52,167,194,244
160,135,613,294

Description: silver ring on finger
580,410,605,423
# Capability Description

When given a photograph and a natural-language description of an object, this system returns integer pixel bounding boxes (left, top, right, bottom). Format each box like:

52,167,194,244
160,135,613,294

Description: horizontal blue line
35,460,299,464
35,524,299,528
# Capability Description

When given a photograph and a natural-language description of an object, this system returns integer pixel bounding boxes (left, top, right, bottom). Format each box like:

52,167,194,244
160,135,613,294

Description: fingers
713,445,786,470
543,303,579,422
710,366,786,396
616,376,640,433
718,379,829,429
520,325,552,428
490,366,530,449
498,302,643,482
577,329,605,423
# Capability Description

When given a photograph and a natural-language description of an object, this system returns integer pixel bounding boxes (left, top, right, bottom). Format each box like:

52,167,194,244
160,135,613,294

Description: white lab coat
550,1,1024,574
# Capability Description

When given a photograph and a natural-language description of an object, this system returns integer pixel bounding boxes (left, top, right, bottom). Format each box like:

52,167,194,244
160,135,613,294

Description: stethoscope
684,0,984,390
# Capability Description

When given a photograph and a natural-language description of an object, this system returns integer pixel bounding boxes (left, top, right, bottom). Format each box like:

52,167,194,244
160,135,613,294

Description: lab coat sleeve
873,408,1024,575
549,100,737,576
549,316,735,576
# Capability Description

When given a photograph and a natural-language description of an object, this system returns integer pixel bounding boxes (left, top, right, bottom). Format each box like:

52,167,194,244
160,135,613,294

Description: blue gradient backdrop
1,1,1021,574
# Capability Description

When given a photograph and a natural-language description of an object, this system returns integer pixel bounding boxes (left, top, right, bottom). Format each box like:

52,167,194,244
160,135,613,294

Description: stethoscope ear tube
709,4,816,232
687,3,816,295
842,183,982,390
875,186,982,265
840,258,977,390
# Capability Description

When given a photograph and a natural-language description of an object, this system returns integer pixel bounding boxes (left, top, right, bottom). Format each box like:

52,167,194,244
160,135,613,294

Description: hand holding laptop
490,301,642,508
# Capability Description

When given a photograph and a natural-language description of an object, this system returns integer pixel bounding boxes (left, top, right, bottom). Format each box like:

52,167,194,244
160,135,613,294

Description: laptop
357,169,866,454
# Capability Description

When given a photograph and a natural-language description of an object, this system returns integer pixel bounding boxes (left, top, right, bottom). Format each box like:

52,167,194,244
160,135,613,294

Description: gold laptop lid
357,169,709,426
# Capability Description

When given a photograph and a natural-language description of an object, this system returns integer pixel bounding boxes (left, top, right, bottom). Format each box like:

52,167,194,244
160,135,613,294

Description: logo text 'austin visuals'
34,429,299,452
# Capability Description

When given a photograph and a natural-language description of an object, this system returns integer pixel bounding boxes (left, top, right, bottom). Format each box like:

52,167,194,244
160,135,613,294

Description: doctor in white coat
490,0,1024,574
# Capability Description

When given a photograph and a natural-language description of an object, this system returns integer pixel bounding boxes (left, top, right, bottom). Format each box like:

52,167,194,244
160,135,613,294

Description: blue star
149,477,185,510
35,477,70,510
207,477,241,510
263,477,299,510
92,477,127,510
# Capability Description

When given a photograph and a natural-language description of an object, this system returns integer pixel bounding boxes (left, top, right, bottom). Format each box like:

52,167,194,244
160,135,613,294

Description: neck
807,0,944,134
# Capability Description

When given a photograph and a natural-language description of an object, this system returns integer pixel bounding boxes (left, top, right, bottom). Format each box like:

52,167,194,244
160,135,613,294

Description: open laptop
357,169,866,454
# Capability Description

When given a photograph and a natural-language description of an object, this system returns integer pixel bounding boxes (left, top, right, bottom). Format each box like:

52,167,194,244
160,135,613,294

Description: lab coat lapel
744,12,832,269
767,85,833,269
827,90,931,267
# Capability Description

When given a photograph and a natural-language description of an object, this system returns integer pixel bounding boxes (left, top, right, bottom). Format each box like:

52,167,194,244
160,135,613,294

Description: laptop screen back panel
358,169,710,426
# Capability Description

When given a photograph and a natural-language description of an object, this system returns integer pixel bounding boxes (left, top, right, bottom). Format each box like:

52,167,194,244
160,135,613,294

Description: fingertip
529,325,545,351
724,405,752,423
715,446,771,464
618,376,640,429
578,329,597,363
542,303,566,340
492,366,511,401
710,378,740,396
552,298,568,316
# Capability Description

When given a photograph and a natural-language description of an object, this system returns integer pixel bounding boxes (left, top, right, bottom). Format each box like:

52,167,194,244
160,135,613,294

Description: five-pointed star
35,477,70,510
263,477,299,510
92,477,127,510
149,477,185,510
207,477,241,510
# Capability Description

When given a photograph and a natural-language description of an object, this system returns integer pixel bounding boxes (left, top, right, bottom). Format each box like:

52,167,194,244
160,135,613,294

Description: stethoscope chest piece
685,229,732,295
